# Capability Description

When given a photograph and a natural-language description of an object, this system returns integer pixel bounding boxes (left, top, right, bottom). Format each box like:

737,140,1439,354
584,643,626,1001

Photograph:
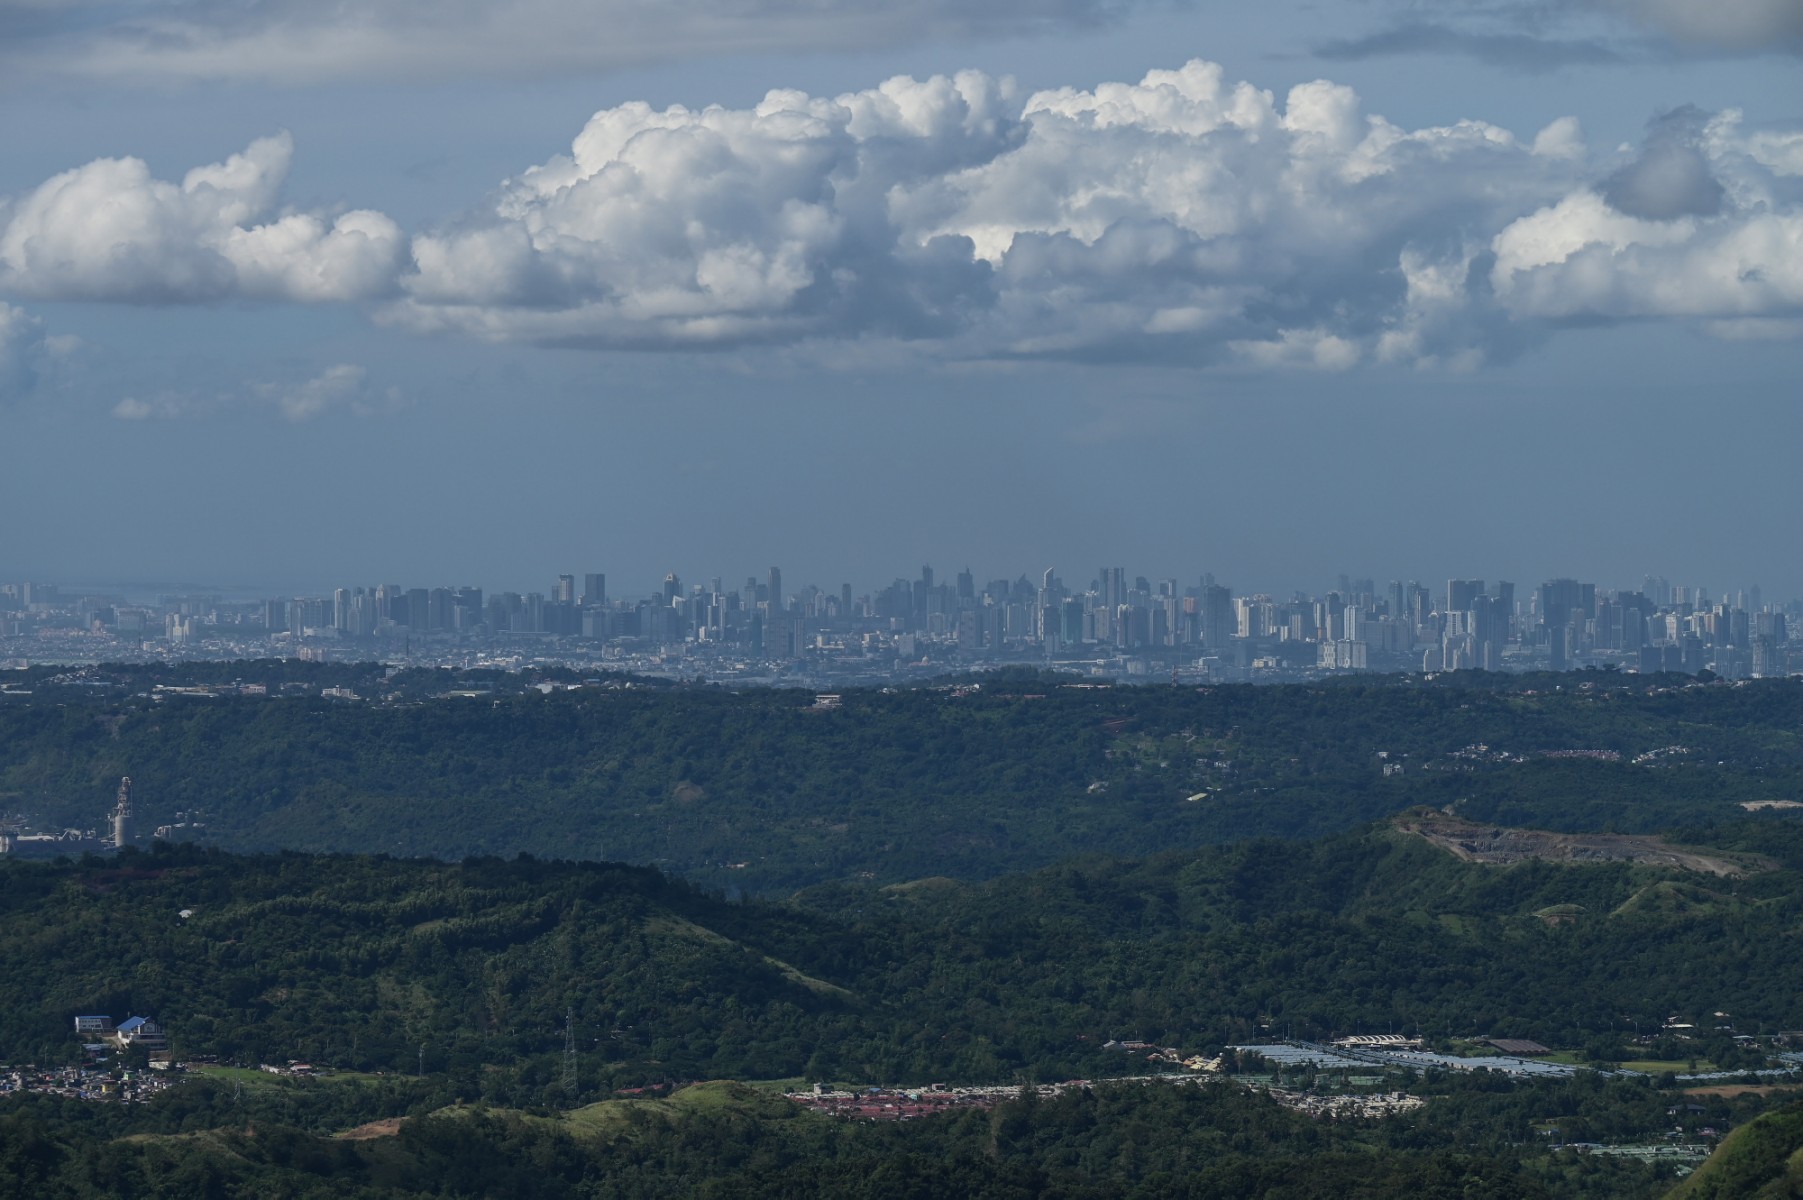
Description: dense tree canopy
5,667,1802,893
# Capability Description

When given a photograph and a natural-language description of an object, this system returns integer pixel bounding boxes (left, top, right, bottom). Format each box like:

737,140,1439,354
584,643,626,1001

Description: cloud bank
4,0,1137,84
2,60,1800,370
1318,0,1803,66
1614,0,1803,53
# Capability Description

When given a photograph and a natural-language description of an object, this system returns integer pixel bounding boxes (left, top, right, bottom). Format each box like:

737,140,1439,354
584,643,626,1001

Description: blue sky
1,0,1799,598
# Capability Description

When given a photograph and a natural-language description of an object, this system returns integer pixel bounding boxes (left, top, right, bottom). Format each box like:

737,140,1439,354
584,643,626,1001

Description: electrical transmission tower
562,1007,578,1100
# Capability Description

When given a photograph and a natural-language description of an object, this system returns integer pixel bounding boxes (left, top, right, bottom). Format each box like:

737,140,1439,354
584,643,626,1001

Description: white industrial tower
111,777,133,850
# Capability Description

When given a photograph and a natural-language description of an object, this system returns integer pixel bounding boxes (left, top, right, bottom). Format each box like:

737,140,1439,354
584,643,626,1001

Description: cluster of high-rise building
1,569,1795,683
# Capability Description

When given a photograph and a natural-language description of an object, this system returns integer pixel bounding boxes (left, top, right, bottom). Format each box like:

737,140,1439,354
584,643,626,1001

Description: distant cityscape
1,569,1794,685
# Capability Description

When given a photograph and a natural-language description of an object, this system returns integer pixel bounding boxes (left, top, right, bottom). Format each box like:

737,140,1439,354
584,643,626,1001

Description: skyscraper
1447,579,1484,615
1538,578,1585,631
582,573,606,608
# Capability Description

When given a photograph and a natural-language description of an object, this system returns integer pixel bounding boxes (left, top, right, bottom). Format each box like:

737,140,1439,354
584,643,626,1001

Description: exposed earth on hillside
1395,811,1775,877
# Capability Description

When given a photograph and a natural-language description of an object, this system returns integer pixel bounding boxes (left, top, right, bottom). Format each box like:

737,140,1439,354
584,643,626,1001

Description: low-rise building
113,1017,167,1052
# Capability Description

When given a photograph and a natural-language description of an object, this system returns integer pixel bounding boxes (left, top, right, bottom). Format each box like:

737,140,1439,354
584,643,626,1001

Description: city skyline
12,559,1798,617
7,560,1793,687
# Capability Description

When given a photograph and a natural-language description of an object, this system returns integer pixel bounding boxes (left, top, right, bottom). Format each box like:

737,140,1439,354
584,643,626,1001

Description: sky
1,0,1799,600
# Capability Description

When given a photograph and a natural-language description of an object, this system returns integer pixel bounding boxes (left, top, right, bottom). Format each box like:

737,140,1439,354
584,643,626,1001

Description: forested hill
2,819,1799,1087
5,668,1803,892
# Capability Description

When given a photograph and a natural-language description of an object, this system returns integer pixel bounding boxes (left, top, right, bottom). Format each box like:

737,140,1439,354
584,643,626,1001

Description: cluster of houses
1,1063,178,1103
73,1013,171,1066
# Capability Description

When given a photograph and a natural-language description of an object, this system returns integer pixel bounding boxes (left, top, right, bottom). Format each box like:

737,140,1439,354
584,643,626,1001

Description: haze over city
2,0,1800,596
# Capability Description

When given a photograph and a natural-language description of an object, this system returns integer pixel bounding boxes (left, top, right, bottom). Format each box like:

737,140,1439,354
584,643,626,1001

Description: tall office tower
452,587,483,629
1538,578,1585,631
344,592,368,637
841,583,852,615
406,588,429,629
1104,567,1125,613
1547,622,1569,671
1202,585,1234,648
1060,597,1084,644
555,575,576,604
1492,581,1515,628
1470,595,1508,669
763,612,793,658
1406,583,1430,633
371,584,397,624
1447,579,1484,615
989,604,1011,647
1157,595,1179,646
1615,591,1651,651
428,588,453,631
1235,595,1275,639
333,589,351,632
1752,636,1781,678
1087,603,1109,645
662,572,681,604
920,565,934,589
767,567,783,614
956,568,975,603
1593,599,1623,650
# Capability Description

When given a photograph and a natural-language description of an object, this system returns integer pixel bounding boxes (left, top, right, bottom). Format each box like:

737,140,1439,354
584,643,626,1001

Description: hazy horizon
3,0,1799,596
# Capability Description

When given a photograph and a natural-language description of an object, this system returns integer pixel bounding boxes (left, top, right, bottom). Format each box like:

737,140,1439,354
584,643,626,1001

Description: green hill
1668,1100,1803,1199
2,820,1798,1086
6,672,1803,893
3,821,1800,1198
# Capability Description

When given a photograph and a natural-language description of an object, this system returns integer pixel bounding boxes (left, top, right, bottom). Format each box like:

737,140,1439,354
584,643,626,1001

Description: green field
191,1063,387,1088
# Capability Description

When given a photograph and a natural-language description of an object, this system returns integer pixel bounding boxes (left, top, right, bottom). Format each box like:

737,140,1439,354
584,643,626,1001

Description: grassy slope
1667,1100,1803,1198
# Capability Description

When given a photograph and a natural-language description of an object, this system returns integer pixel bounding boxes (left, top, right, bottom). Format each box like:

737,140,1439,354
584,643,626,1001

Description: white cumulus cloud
1491,108,1803,321
0,133,405,304
388,62,1605,364
6,60,1801,371
256,363,391,421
